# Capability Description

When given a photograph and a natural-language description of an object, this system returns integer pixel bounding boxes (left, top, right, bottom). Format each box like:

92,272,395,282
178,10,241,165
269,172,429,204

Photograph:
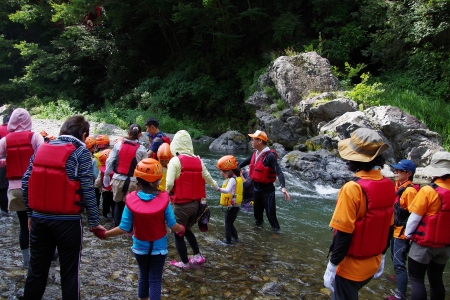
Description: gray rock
268,53,342,107
272,143,287,158
281,149,353,186
364,106,444,166
209,131,247,151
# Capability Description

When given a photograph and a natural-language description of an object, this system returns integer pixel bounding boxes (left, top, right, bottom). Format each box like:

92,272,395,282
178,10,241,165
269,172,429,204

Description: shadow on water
0,142,449,299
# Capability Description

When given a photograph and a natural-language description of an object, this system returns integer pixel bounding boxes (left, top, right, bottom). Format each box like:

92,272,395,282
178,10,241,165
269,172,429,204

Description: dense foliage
1,0,449,142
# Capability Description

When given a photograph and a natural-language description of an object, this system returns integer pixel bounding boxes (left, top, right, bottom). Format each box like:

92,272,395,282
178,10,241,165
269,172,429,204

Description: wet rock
261,282,283,296
209,131,248,151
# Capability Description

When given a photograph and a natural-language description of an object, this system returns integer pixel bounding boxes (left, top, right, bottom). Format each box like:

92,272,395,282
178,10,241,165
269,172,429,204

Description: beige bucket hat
338,128,389,162
423,151,450,177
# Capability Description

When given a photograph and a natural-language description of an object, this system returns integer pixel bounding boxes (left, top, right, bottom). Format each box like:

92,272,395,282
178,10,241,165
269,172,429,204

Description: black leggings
173,230,200,264
224,207,240,242
17,210,29,250
408,257,447,300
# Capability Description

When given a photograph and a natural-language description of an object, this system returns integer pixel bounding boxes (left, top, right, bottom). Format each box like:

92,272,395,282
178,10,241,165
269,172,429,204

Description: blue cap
390,159,416,173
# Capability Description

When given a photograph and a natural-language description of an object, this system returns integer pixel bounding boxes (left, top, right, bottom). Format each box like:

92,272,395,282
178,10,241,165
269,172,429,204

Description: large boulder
209,131,247,151
281,149,353,186
246,53,345,148
317,106,443,167
268,53,342,107
364,106,444,166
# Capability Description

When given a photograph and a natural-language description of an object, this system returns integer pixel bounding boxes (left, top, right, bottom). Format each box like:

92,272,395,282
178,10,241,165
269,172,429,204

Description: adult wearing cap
165,130,218,268
387,159,419,300
145,118,170,159
238,130,290,233
0,108,44,268
323,128,395,300
404,151,450,300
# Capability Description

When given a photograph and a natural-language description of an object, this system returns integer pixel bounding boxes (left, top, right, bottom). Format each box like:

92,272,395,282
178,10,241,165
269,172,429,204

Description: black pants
24,218,83,300
0,187,7,212
101,191,114,218
114,201,125,227
224,207,239,242
332,274,372,300
409,257,447,300
254,189,280,230
17,210,29,250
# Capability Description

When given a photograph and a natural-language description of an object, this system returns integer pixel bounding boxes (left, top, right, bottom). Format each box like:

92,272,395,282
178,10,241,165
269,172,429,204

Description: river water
0,142,449,299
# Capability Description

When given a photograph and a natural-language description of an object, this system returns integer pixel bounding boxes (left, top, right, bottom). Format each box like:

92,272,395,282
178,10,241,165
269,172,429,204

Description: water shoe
169,260,190,269
189,253,206,265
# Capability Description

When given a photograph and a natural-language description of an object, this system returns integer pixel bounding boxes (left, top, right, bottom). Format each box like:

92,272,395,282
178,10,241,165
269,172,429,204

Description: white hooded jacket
165,130,217,193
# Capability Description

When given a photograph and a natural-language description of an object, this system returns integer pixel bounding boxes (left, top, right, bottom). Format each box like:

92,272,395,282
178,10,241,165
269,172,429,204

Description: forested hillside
1,0,449,142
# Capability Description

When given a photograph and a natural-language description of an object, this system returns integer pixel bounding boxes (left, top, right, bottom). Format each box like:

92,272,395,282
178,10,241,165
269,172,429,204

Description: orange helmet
216,155,237,171
95,135,110,147
85,136,96,149
97,149,111,166
157,143,173,160
134,158,163,183
40,130,48,137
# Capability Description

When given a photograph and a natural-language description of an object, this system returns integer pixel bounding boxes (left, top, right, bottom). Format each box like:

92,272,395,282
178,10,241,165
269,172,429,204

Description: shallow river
0,142,449,299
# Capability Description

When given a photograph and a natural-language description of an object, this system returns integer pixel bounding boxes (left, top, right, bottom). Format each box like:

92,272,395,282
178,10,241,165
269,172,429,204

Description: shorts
408,242,450,265
172,201,199,231
8,188,26,211
111,178,137,202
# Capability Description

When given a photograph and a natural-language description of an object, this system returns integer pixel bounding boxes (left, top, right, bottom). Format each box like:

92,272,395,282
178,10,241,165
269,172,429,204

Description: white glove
103,175,111,187
373,254,386,278
323,261,337,292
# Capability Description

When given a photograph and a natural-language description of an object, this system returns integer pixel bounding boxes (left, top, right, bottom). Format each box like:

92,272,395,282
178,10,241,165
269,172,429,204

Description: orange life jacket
412,183,450,248
5,131,34,180
249,150,277,184
28,143,82,214
171,155,205,204
126,191,169,241
346,177,395,259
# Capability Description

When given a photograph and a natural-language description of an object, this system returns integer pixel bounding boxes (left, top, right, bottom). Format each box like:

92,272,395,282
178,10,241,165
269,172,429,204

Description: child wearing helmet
92,135,111,208
91,158,185,300
216,155,243,244
95,134,110,150
85,136,96,154
94,149,115,220
156,143,172,191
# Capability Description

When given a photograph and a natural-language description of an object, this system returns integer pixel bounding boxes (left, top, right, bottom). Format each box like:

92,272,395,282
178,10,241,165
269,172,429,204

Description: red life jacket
28,143,82,214
249,150,277,184
114,140,139,176
171,154,206,204
126,191,169,241
0,124,8,139
412,183,450,248
346,177,395,259
5,131,34,180
99,166,113,191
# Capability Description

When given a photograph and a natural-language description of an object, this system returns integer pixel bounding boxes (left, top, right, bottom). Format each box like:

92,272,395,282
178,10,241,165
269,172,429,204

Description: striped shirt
22,135,99,227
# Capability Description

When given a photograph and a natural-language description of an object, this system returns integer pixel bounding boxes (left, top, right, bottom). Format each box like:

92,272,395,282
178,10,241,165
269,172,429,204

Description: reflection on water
0,143,448,299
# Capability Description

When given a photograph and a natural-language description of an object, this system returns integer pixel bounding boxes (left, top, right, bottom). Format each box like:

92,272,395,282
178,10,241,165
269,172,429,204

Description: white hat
423,151,450,177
